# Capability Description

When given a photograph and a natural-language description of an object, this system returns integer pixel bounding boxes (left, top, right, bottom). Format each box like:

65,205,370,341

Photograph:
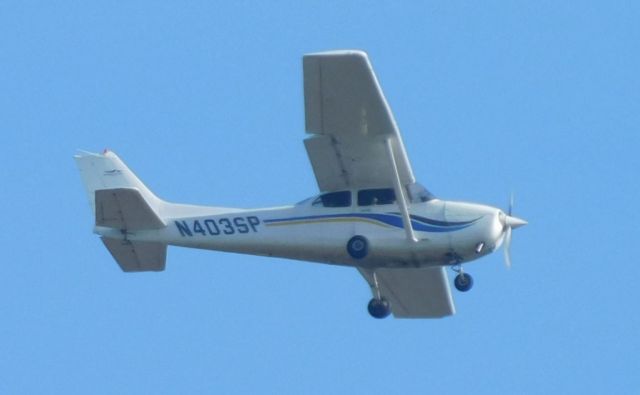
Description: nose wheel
452,265,474,292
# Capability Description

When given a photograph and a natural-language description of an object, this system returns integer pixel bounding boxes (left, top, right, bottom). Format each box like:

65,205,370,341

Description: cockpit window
312,191,352,207
358,188,396,206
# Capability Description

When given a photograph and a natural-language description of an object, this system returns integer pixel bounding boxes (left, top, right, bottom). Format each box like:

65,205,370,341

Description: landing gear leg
367,271,391,319
452,264,474,292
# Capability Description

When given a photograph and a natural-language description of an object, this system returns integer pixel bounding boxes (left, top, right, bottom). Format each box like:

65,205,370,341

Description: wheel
367,298,391,319
347,235,368,259
454,273,474,292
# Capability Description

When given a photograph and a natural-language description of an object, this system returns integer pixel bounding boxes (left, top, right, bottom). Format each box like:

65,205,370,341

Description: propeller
500,194,527,269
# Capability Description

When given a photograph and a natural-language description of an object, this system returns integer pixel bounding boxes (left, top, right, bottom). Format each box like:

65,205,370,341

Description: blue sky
1,1,639,394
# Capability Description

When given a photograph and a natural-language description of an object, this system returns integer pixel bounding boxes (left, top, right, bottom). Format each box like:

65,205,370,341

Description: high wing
303,50,416,192
358,267,456,318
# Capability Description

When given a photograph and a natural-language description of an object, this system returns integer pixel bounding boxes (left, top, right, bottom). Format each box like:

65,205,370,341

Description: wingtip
304,49,369,59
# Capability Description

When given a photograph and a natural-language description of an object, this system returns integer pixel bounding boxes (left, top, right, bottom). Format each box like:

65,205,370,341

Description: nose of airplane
503,215,527,229
497,210,527,268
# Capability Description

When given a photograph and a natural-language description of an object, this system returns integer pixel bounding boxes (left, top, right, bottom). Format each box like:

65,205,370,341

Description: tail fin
75,150,167,272
74,150,163,216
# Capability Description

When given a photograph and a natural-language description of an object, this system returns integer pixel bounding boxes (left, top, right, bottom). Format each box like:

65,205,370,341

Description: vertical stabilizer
74,150,163,216
75,150,168,272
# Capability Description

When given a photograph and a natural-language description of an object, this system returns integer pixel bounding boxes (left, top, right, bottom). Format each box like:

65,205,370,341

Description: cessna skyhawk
76,50,527,319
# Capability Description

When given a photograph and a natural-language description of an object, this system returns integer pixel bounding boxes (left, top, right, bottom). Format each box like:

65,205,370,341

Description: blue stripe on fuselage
263,213,481,233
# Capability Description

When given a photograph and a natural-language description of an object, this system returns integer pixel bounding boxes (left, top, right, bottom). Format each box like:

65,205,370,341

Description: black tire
347,235,368,259
454,273,474,292
367,298,391,319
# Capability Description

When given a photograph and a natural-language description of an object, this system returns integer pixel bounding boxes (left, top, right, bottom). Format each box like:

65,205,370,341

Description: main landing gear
346,236,390,318
367,270,391,319
368,298,391,319
347,235,368,259
452,264,473,292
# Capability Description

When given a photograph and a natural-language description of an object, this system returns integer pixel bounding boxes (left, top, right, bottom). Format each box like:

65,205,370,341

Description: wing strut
385,138,417,242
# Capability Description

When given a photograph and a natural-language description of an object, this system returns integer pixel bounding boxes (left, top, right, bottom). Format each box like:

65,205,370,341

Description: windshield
295,196,315,206
408,182,435,203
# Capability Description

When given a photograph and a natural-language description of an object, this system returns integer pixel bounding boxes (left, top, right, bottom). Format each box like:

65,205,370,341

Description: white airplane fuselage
77,50,529,318
96,197,506,269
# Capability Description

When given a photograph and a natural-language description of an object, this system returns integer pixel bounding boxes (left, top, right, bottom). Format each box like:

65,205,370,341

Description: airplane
75,50,527,319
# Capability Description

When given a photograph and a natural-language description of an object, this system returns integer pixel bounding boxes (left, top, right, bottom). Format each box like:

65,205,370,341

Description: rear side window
312,191,352,207
358,188,396,206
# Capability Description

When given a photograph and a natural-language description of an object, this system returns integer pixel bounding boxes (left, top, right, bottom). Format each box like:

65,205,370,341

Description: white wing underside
303,50,415,192
304,50,455,318
358,267,456,318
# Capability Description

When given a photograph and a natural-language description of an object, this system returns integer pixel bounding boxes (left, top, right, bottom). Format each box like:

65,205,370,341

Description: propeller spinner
499,196,527,269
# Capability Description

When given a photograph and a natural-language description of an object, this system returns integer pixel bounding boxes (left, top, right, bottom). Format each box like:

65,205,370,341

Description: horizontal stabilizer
101,237,166,272
95,188,165,231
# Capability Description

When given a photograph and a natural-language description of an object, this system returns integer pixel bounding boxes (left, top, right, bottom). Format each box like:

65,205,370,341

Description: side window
358,188,396,206
312,191,351,207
